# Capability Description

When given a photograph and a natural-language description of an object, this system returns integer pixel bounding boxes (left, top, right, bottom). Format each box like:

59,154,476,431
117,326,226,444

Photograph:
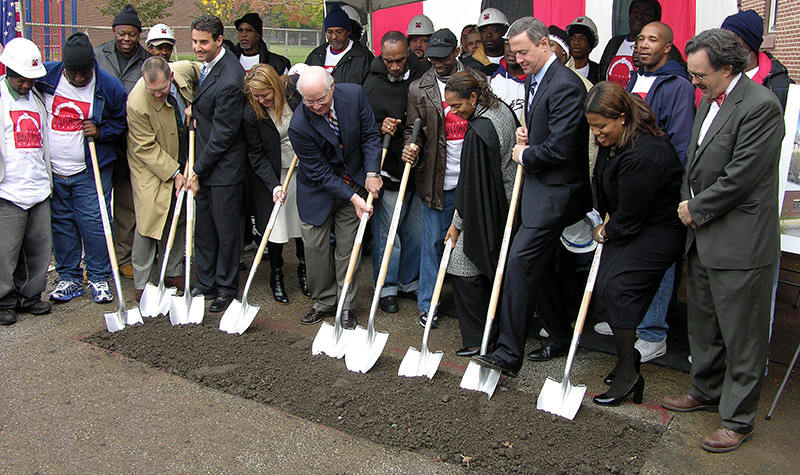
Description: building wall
739,0,800,81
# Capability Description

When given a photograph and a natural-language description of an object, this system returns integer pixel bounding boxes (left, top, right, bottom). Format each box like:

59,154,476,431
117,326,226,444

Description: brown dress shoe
301,308,333,325
702,426,752,453
120,264,134,279
341,310,357,329
164,276,185,291
134,289,144,301
662,393,719,412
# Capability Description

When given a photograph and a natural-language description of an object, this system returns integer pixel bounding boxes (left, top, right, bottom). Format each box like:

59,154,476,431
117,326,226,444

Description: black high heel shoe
604,349,642,385
593,374,645,406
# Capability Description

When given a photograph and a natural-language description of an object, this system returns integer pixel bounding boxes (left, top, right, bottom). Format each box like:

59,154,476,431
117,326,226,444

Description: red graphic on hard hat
51,95,90,132
161,28,167,34
415,22,421,28
31,59,39,67
9,110,43,148
577,18,584,23
484,13,490,19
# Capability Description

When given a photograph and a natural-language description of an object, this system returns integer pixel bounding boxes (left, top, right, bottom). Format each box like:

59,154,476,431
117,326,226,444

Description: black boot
594,328,644,406
297,259,311,297
270,268,289,303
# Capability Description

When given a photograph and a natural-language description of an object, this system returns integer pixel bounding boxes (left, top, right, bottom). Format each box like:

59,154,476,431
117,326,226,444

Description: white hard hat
146,23,175,47
341,5,361,27
288,63,308,76
0,38,46,79
478,8,509,28
407,14,434,37
560,218,597,253
566,16,599,48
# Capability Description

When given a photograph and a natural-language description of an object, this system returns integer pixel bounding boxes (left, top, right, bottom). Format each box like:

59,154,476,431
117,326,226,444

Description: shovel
312,133,392,359
397,237,452,379
346,118,422,373
220,155,299,334
86,138,143,332
169,126,204,325
460,163,524,398
140,163,189,318
536,221,606,420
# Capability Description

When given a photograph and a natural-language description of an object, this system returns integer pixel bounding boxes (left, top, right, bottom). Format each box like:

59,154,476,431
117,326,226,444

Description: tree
99,0,174,26
194,0,323,29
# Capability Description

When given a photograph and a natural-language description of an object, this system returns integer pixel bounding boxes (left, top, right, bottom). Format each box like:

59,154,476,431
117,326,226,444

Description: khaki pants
131,194,185,290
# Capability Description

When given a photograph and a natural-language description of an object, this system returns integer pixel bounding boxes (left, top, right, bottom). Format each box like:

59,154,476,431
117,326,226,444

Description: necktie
707,92,726,106
327,109,340,136
199,64,208,85
526,78,538,120
167,92,188,167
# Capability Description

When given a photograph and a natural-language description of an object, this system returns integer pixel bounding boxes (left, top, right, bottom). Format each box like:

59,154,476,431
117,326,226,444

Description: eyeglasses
688,71,709,81
302,93,331,106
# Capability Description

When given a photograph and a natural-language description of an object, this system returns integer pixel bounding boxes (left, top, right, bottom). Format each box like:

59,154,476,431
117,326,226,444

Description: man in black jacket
184,15,248,313
306,4,373,85
234,12,291,75
363,31,425,314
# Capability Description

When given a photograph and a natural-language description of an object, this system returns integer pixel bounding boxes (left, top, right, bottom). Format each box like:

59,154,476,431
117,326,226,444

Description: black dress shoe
379,296,399,314
341,310,357,329
270,270,289,303
190,288,216,301
297,262,311,297
455,347,480,357
301,307,332,325
0,308,18,325
209,294,234,313
16,299,52,315
471,354,519,378
604,350,642,385
593,374,645,406
527,344,567,362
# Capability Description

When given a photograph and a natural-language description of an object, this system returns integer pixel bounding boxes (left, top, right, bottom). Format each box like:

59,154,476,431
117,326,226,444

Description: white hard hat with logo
341,5,362,27
0,38,46,79
146,23,176,48
478,8,509,28
407,14,434,37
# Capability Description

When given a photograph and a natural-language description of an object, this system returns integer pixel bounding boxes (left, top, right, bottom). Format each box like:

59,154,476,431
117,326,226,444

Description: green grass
177,45,315,66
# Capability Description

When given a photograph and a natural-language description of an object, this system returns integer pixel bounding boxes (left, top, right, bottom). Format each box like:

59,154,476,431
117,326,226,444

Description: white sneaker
539,328,549,338
594,321,613,336
635,338,667,363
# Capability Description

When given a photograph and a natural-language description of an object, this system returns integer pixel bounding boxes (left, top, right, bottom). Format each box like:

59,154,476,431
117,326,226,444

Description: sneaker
50,281,84,302
89,281,114,303
418,311,438,329
635,338,667,363
594,321,613,336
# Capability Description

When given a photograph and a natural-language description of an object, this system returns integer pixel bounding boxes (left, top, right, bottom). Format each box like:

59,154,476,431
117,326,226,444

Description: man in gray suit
662,29,784,453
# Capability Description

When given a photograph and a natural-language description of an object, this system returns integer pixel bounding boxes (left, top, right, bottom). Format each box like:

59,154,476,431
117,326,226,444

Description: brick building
740,0,800,81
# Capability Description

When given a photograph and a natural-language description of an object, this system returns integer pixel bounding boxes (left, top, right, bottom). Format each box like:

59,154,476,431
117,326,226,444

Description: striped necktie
199,64,208,85
327,109,340,136
526,78,538,120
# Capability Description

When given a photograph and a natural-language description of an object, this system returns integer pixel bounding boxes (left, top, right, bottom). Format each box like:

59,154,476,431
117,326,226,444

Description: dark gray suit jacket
684,75,784,270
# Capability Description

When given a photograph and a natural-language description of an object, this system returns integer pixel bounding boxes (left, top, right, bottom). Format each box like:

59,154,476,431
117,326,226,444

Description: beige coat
126,61,199,239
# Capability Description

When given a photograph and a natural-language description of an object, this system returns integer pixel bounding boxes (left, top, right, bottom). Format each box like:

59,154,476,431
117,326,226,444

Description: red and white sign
9,110,42,149
50,95,90,132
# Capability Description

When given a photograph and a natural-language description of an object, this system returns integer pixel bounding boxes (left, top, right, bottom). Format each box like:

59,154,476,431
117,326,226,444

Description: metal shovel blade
398,347,443,379
344,329,389,373
187,295,204,324
169,294,190,325
311,322,351,359
156,287,177,316
126,306,143,325
460,361,501,398
219,299,242,333
139,282,162,318
104,311,125,333
536,377,586,421
234,302,260,334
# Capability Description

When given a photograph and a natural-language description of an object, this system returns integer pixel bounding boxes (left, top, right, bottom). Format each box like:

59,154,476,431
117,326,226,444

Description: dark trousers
536,246,592,348
494,225,562,369
195,184,243,296
0,198,51,308
453,274,494,348
686,248,774,433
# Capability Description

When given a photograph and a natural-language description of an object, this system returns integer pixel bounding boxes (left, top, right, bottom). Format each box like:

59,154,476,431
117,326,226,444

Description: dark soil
85,317,663,473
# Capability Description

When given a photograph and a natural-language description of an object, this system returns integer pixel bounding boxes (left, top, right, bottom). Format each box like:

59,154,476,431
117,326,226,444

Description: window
766,0,778,32
792,199,800,212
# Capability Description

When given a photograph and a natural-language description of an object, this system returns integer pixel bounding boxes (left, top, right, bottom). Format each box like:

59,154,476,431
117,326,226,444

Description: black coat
306,40,374,85
234,40,291,75
242,106,281,191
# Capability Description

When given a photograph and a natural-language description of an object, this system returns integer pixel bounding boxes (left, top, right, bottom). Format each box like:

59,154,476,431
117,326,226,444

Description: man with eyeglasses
125,56,200,301
233,12,291,75
287,66,382,329
306,4,373,85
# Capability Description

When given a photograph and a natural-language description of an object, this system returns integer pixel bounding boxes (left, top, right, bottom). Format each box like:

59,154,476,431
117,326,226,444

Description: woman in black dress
585,81,685,406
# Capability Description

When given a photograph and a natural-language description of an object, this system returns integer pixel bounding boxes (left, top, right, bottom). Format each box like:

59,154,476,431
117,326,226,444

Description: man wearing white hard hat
0,38,52,325
566,16,601,84
406,14,434,60
462,7,509,76
146,23,176,62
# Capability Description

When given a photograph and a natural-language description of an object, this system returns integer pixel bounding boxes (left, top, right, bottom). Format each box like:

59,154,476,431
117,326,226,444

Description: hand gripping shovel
536,223,606,420
169,125,204,325
220,155,299,334
346,118,422,373
86,138,143,332
312,133,392,359
460,164,524,398
140,163,189,318
397,236,452,379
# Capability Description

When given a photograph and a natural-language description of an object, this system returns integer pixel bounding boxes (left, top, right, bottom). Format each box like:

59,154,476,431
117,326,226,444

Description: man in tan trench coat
126,57,199,299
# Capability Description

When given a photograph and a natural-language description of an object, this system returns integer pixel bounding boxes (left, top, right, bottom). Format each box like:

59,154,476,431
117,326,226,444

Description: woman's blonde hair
244,63,287,124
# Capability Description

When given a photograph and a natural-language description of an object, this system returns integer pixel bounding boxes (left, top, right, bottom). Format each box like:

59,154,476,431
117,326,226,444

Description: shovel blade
460,361,501,398
234,303,260,335
219,299,242,333
536,377,586,421
168,295,189,325
104,311,125,333
187,296,204,324
157,287,177,316
126,307,143,325
311,322,350,359
398,347,444,380
344,329,389,373
139,283,161,318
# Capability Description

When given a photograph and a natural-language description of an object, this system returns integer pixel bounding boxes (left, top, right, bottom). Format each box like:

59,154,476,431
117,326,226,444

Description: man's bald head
643,21,673,43
637,21,673,72
297,66,335,116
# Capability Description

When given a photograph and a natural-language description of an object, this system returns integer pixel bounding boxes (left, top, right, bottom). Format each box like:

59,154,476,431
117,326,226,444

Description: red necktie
707,93,726,106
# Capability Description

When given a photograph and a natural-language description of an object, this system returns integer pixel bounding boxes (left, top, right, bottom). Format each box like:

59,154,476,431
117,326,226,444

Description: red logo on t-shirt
443,102,468,141
9,110,42,148
607,55,634,86
51,94,90,132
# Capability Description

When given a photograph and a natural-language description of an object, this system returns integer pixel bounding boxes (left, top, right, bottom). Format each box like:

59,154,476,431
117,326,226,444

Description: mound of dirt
86,317,663,473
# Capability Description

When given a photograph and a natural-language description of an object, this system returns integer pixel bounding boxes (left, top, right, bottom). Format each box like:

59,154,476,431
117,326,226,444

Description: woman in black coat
585,81,685,406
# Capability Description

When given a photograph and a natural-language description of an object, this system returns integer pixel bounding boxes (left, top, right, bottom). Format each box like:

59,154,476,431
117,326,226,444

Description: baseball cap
424,28,457,58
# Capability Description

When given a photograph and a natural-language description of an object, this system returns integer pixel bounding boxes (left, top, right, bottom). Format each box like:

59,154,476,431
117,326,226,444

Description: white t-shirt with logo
490,71,526,123
324,40,353,73
0,80,50,209
487,55,503,65
45,74,95,176
239,54,260,73
437,78,468,191
630,75,657,100
606,39,635,86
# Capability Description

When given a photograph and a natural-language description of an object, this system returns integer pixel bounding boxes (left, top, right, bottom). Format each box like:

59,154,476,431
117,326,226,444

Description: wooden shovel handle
87,138,119,275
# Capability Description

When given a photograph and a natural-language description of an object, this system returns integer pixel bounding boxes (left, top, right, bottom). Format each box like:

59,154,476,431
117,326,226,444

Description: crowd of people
0,0,791,454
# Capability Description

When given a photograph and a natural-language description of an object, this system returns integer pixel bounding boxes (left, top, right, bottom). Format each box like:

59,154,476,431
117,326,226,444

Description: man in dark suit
287,66,382,328
184,15,248,313
473,17,591,376
662,29,784,454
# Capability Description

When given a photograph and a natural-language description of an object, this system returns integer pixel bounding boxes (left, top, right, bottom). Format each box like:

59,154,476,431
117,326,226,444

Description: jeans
637,263,675,342
417,190,455,313
371,189,422,298
51,166,113,283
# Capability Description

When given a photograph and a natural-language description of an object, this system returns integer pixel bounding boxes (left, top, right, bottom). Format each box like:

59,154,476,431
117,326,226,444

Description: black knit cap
113,4,142,31
62,32,95,71
235,13,263,36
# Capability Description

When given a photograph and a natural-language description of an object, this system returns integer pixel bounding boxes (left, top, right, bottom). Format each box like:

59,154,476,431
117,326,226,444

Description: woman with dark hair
243,64,309,303
443,71,518,356
585,81,685,405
